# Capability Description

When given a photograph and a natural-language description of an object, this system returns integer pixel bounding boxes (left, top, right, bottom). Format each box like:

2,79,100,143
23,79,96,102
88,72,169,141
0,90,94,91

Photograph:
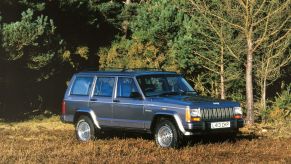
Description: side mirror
130,92,142,99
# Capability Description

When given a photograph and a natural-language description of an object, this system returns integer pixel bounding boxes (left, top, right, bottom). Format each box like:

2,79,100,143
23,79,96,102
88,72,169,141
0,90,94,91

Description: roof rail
121,68,163,72
81,67,127,72
82,67,164,72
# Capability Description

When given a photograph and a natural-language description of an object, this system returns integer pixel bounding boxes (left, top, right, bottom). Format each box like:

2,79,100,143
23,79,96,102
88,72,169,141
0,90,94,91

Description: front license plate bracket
210,121,231,129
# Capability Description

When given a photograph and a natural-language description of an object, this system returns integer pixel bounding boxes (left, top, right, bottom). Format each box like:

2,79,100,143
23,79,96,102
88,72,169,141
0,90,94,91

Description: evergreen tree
2,9,57,69
99,0,184,70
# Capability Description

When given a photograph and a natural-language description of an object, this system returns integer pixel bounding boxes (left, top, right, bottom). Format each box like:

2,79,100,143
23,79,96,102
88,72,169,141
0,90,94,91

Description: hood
149,95,239,108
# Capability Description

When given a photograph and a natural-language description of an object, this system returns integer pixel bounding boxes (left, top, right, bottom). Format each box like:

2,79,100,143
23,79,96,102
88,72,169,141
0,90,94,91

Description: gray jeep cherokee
61,70,244,148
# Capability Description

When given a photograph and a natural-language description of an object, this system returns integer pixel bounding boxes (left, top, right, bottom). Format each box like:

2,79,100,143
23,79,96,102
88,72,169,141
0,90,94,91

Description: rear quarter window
70,76,94,96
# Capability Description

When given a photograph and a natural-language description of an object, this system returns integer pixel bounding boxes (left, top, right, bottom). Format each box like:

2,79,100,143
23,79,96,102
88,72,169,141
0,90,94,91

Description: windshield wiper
158,92,180,96
185,91,197,95
179,90,197,95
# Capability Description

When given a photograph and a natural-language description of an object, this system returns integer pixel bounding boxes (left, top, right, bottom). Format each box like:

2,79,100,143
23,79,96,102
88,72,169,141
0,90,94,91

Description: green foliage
2,9,57,70
99,0,246,99
98,2,123,28
131,0,184,49
0,0,290,121
99,37,177,71
61,46,90,69
273,83,291,115
99,0,186,71
19,0,46,11
97,1,139,35
260,83,291,122
172,6,244,98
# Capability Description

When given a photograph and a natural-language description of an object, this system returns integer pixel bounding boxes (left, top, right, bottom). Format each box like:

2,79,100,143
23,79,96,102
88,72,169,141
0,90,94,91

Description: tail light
62,100,66,114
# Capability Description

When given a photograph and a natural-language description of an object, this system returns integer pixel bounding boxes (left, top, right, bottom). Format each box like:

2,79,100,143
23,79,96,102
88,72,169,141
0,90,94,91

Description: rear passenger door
89,76,115,127
112,77,144,129
66,76,94,120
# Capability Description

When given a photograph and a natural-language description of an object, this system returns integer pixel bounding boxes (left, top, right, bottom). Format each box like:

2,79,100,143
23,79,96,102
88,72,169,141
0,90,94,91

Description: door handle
113,99,120,102
90,98,98,102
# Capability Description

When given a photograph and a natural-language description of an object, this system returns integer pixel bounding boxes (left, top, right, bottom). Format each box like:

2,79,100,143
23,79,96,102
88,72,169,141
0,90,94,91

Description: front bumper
185,118,244,132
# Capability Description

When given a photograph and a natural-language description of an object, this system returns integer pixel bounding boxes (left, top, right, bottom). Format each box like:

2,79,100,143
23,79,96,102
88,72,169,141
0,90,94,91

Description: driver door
112,77,145,129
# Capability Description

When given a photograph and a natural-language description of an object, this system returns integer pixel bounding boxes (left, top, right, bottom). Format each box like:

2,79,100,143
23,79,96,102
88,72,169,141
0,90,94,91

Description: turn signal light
185,107,191,122
191,117,201,122
233,114,242,119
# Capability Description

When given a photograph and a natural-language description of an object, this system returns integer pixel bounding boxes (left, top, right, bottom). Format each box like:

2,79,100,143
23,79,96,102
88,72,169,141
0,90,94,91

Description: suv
61,70,244,148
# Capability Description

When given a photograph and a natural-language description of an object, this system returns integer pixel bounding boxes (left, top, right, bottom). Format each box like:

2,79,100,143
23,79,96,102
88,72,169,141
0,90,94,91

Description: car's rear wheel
75,116,95,141
154,120,181,148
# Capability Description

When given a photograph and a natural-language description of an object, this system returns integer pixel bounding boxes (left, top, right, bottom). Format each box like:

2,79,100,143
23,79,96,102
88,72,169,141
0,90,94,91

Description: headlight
234,107,242,115
190,108,201,117
186,107,201,122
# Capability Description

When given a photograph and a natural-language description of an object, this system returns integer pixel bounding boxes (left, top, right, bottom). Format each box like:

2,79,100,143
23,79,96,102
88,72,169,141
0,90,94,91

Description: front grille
201,108,234,120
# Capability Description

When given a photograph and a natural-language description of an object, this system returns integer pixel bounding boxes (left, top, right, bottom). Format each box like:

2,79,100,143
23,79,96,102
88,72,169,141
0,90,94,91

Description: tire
228,131,238,141
154,119,182,148
75,115,96,141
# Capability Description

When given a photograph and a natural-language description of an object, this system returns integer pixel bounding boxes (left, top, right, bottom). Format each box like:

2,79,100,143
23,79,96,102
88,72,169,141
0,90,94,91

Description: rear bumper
60,115,66,123
185,119,244,133
60,114,74,123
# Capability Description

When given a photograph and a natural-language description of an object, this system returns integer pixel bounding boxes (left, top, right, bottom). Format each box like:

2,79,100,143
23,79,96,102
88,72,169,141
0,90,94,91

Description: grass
0,116,290,163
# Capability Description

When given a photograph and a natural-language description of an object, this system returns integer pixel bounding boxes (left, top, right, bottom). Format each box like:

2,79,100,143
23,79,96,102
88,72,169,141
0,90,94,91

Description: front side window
71,76,94,96
136,74,196,97
117,77,139,98
94,77,115,97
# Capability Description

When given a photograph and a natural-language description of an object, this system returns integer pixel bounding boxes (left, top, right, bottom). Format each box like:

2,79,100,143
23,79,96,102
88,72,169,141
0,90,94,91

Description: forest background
0,0,290,125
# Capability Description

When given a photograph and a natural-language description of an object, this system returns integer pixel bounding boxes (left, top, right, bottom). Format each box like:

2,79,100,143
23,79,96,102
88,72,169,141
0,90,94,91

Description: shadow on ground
94,130,258,147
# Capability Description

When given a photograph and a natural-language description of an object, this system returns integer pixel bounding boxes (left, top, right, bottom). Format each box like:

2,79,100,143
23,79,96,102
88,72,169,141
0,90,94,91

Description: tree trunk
220,72,225,99
261,76,267,122
125,0,131,4
220,45,225,99
261,58,271,122
122,0,131,37
246,37,254,125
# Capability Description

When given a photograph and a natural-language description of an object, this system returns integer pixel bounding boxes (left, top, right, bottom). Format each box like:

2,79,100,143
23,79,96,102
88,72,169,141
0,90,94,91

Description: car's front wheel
75,116,95,141
154,120,181,148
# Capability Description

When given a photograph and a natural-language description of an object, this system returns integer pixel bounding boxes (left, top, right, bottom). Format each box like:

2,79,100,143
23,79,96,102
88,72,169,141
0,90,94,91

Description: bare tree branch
190,0,244,31
253,0,267,17
253,0,290,26
193,51,221,67
267,29,291,48
201,65,220,74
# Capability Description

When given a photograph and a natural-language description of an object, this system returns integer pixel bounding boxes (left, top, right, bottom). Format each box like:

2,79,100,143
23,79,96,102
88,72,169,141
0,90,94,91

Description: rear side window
94,77,115,97
70,76,94,96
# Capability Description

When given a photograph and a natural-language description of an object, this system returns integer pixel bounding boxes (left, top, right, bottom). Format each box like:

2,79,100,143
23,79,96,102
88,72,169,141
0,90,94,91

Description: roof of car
76,70,178,77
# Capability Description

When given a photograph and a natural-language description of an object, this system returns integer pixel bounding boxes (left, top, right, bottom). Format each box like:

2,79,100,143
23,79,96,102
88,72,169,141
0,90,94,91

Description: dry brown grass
0,116,290,163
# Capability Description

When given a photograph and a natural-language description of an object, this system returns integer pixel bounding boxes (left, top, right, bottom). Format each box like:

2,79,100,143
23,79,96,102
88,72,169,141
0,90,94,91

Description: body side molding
76,108,101,129
154,112,193,136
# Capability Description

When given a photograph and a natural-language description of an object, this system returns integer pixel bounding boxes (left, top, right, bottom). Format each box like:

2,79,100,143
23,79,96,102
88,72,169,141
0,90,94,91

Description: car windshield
136,74,197,97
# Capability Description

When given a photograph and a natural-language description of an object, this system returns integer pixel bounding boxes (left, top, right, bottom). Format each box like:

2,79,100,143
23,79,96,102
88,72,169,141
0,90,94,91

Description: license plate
211,121,231,129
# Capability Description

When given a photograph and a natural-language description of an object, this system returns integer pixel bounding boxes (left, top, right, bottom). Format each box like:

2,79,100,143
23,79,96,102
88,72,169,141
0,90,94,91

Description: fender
154,111,193,136
76,108,101,129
